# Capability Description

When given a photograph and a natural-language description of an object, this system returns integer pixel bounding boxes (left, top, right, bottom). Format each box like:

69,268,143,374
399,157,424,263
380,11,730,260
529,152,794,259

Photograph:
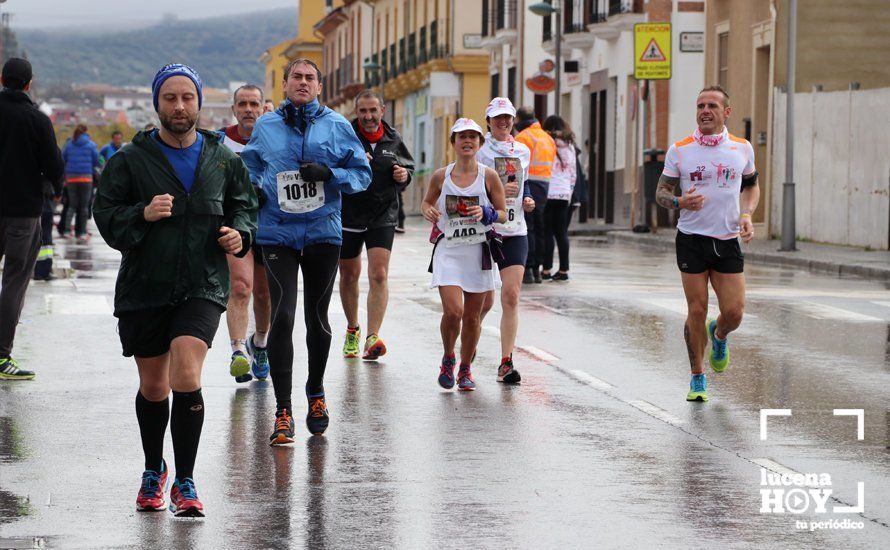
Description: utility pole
780,0,797,251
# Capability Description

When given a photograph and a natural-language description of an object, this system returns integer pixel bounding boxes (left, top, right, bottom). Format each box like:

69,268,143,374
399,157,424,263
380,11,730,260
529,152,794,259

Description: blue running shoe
438,354,456,389
247,334,270,380
306,389,330,435
457,365,476,391
708,319,730,372
686,373,708,402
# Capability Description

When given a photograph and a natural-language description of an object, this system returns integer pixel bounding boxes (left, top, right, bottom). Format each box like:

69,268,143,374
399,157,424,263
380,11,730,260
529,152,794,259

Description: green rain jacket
94,129,258,315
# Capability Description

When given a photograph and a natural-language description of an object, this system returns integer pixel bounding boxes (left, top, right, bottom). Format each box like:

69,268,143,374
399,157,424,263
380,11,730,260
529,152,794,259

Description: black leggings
262,243,340,413
543,199,570,272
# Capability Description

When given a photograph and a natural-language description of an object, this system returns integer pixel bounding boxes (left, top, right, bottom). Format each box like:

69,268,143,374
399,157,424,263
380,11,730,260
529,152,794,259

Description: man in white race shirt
217,84,272,383
656,85,759,403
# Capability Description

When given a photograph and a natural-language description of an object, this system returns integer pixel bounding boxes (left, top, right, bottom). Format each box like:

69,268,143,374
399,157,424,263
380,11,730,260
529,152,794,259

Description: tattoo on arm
656,175,680,209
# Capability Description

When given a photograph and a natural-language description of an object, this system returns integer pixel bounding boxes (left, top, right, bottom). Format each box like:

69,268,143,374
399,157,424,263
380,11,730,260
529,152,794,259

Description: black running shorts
675,231,744,274
340,225,396,260
117,298,225,358
496,235,529,270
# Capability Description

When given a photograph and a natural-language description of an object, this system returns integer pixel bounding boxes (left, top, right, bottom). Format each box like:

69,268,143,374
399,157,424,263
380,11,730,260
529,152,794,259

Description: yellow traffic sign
634,23,671,80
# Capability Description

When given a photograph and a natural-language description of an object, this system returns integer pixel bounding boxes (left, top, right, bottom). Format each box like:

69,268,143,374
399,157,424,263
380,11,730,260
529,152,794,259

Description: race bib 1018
277,171,325,214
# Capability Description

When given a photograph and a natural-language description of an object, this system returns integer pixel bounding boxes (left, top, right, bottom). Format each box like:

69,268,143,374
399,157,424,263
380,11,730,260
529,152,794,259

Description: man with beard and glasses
94,64,257,517
217,84,272,384
241,58,370,444
338,90,414,362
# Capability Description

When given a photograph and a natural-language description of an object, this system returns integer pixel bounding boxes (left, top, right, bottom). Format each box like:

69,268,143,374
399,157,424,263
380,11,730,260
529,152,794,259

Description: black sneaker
306,391,330,435
552,272,569,282
533,269,543,284
497,355,521,384
541,271,552,281
269,409,295,446
0,357,35,380
522,268,534,284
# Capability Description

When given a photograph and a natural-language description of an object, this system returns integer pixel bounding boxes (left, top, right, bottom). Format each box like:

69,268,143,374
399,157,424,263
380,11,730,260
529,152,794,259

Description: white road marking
482,325,500,336
751,458,805,479
872,301,890,309
639,298,757,319
569,370,615,391
404,248,418,254
516,345,560,363
798,301,883,322
628,400,685,426
45,294,111,315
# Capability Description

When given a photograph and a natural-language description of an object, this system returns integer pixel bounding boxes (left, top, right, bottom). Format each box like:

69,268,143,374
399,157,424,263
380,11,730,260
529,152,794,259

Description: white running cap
450,117,484,136
485,97,516,118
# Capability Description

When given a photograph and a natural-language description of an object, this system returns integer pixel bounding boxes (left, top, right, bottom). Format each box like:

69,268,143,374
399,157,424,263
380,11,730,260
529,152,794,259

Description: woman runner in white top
476,97,536,384
422,118,507,391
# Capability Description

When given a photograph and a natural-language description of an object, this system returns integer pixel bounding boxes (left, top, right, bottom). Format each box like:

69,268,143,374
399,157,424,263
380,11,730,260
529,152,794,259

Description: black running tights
543,199,570,272
262,243,340,413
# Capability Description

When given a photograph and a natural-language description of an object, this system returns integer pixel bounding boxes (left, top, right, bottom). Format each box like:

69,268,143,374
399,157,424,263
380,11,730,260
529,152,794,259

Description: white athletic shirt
663,127,756,239
430,163,500,293
476,133,530,237
548,138,576,201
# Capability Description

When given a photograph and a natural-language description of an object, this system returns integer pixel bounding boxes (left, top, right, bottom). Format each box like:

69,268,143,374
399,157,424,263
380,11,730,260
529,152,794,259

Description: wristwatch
672,197,679,209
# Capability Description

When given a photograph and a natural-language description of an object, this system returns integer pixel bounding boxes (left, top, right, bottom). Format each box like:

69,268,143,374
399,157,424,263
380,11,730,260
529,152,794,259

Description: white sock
254,331,268,348
231,339,247,354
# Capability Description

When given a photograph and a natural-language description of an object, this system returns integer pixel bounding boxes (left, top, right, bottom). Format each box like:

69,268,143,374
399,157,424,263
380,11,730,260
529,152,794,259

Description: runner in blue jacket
241,58,371,443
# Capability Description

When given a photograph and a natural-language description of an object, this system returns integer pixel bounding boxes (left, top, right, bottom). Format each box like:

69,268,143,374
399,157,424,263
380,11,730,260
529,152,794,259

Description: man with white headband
655,85,759,403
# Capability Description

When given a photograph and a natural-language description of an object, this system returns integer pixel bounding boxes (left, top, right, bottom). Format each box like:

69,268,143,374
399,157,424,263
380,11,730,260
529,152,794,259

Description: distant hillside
17,8,297,89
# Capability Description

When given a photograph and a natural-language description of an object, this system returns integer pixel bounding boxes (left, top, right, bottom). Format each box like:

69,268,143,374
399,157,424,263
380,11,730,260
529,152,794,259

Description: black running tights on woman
543,199,570,272
262,243,340,413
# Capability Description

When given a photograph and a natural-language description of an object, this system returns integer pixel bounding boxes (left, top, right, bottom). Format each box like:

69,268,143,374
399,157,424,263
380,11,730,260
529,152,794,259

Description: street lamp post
529,1,561,118
361,3,384,109
780,0,797,251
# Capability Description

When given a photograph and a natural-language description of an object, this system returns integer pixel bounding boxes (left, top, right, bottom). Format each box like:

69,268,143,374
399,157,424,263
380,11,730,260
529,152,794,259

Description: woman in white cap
476,97,536,384
422,118,507,391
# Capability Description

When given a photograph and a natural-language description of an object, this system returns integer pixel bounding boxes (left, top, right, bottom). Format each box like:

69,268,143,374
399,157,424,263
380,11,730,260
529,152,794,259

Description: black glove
300,162,333,183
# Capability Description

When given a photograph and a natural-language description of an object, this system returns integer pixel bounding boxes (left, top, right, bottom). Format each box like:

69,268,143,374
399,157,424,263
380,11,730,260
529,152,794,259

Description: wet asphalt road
1,220,888,549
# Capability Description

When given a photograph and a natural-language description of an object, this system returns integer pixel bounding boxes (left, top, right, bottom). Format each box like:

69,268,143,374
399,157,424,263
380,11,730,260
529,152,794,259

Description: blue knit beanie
151,63,203,111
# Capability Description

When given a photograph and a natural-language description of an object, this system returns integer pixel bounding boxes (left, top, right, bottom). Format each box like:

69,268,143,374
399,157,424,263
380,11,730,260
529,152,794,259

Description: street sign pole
780,0,797,251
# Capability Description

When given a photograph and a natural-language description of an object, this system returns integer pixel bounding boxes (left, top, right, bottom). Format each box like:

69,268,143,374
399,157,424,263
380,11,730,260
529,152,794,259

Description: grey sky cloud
4,0,297,29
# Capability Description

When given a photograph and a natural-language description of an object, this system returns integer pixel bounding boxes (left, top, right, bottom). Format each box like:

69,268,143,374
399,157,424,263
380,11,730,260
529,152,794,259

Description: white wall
668,9,705,145
772,88,890,249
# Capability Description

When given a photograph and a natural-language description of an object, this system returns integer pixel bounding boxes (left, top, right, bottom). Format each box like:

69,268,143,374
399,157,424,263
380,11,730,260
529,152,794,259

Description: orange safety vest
515,122,556,182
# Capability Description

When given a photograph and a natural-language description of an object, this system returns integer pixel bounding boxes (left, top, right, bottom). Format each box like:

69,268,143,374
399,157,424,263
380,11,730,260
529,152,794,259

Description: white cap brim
450,118,484,135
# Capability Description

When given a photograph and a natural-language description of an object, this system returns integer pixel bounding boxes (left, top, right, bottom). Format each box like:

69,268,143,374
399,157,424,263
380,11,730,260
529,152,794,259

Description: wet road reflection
0,224,887,547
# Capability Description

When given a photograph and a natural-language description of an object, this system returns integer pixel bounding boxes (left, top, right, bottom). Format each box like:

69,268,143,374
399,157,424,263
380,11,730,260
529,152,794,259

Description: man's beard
159,110,198,135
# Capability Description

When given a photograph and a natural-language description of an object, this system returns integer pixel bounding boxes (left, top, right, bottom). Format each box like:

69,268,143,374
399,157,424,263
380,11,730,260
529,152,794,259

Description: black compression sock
170,389,204,480
135,392,169,472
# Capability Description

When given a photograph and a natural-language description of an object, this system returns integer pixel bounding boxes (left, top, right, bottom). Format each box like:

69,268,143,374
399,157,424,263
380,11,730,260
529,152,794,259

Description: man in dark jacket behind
339,90,414,361
0,58,64,381
94,63,257,518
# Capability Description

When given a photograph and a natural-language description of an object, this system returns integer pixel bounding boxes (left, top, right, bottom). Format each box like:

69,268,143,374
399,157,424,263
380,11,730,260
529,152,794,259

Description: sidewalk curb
605,231,890,282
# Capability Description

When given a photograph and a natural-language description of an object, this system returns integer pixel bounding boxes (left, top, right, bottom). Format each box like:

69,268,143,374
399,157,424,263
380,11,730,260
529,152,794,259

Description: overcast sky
5,0,297,29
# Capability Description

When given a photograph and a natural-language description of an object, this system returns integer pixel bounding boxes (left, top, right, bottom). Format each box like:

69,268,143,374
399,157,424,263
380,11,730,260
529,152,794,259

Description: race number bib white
503,197,520,230
276,171,325,214
494,157,522,230
445,217,487,248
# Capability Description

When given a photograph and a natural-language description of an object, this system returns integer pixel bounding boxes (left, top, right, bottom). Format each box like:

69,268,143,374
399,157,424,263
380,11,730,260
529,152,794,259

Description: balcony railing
609,0,641,15
482,0,517,37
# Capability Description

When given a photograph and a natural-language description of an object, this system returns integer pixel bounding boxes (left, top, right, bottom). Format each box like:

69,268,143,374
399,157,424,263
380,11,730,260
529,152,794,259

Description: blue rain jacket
241,99,371,250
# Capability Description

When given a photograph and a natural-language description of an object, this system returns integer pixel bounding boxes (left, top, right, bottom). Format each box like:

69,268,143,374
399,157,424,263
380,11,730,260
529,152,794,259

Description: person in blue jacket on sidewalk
60,124,99,241
241,58,371,443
